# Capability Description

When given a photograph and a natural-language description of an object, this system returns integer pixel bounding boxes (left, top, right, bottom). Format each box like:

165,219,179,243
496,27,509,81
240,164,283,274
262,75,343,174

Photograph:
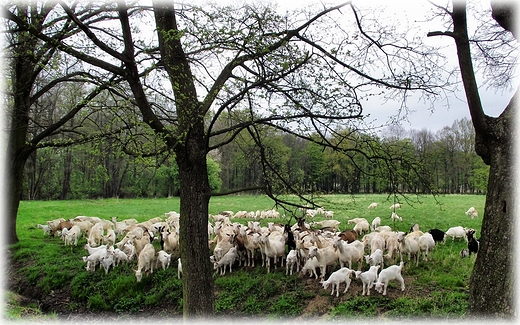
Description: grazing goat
321,267,355,297
37,224,51,236
368,202,378,209
355,265,380,296
135,243,155,282
338,229,358,243
428,229,445,243
444,226,467,242
353,220,370,236
177,258,182,279
311,220,341,232
460,249,470,258
390,203,401,209
465,207,478,219
391,212,402,222
50,220,73,237
374,261,405,296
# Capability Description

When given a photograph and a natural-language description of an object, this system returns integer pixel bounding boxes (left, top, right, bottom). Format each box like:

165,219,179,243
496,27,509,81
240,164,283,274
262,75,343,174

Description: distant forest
23,117,488,200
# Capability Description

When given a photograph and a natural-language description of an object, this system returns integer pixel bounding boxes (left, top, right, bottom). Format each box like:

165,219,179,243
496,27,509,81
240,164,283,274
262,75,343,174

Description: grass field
7,194,485,320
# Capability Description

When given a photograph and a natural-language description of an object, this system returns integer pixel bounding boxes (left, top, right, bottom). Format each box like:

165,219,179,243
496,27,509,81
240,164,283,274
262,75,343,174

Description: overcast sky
276,0,519,133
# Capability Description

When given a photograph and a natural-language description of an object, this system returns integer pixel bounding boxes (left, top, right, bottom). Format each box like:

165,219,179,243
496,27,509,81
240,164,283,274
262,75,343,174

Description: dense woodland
23,115,488,200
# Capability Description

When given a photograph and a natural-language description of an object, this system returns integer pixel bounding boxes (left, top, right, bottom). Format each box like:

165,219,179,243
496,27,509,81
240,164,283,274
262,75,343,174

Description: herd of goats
37,204,480,297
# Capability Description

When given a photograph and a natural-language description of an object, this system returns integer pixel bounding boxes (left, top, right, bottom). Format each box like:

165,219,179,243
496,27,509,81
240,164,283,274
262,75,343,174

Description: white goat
397,232,420,266
390,203,402,209
65,225,81,246
135,243,155,282
321,267,355,297
418,232,436,262
371,217,381,231
300,256,319,279
365,248,384,269
100,253,114,274
286,249,299,275
465,207,478,219
353,220,370,236
37,224,51,236
311,220,341,231
333,238,364,271
391,212,402,222
374,262,405,295
213,247,238,275
260,232,285,273
368,202,378,209
355,265,380,296
444,226,467,242
308,245,339,280
103,229,116,247
156,250,172,270
82,246,108,272
347,218,368,225
112,248,129,266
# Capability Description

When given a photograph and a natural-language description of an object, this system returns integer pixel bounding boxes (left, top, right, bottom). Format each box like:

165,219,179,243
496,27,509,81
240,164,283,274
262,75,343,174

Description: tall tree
1,3,127,243
428,0,517,316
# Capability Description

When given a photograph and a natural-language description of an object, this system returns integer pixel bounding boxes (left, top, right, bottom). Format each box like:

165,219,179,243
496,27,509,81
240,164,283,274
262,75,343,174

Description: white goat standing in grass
321,267,355,297
355,265,380,296
374,261,405,296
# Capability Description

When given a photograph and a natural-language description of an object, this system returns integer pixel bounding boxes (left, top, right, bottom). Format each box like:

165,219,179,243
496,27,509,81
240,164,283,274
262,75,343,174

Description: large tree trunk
467,94,516,317
176,130,215,318
5,6,39,244
449,1,516,317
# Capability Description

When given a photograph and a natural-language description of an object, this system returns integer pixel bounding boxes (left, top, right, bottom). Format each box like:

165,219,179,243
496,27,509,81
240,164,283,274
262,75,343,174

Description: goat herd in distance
37,202,480,297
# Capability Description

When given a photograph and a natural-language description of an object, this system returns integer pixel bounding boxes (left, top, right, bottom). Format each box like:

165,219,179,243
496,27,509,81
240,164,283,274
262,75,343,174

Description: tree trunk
60,147,72,200
176,135,214,318
467,96,516,317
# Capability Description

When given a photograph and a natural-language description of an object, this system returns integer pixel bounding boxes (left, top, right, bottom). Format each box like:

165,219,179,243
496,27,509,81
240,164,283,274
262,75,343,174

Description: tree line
23,116,488,200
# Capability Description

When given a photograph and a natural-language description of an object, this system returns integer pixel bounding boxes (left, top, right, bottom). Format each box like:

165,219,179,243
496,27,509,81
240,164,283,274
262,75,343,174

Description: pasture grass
7,194,484,319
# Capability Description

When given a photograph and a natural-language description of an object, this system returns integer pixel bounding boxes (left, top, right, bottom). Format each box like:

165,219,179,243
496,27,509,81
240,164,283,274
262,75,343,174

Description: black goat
284,224,297,251
466,229,479,255
428,228,445,243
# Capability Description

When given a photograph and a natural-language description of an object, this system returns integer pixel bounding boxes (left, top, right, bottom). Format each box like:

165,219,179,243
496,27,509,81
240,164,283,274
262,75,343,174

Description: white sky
275,0,519,133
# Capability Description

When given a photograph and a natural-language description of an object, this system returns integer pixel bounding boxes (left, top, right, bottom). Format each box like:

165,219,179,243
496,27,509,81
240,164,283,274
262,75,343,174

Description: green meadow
7,194,484,320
